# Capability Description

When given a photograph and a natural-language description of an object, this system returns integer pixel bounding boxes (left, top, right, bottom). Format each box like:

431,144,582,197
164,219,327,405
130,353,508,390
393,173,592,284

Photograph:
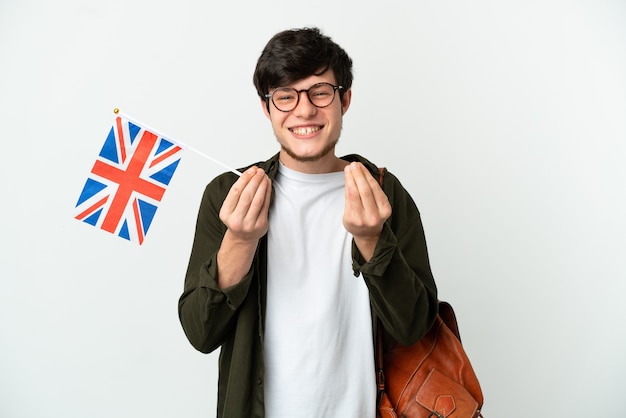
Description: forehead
283,70,337,90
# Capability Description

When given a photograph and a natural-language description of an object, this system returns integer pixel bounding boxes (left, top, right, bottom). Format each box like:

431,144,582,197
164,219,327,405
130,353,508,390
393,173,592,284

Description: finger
242,174,271,224
256,176,273,228
230,168,267,219
364,167,391,213
344,163,359,201
221,167,262,217
349,162,378,212
344,164,369,215
353,163,391,214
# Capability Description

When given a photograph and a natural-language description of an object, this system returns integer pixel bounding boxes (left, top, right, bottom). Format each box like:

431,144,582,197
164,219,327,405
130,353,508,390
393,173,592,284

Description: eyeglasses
265,82,344,112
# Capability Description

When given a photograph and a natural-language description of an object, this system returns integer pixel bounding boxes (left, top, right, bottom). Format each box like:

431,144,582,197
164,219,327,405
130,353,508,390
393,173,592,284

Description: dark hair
253,27,353,103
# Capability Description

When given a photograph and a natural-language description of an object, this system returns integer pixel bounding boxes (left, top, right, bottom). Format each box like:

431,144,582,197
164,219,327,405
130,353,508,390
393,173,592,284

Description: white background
1,0,625,417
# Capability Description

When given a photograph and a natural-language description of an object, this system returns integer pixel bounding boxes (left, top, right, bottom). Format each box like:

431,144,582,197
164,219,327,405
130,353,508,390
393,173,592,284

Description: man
178,27,438,418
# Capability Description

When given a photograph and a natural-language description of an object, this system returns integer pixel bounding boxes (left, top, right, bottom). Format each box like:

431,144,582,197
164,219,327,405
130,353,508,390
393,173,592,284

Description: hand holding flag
74,110,240,245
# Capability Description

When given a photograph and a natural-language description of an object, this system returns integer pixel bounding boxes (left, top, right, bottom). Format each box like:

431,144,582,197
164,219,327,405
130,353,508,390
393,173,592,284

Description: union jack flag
75,115,183,245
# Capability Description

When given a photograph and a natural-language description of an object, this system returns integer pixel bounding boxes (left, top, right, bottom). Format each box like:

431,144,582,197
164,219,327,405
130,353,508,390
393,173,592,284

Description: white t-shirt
264,163,376,418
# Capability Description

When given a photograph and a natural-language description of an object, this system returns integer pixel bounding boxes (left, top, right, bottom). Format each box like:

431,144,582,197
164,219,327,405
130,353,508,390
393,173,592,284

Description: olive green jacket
178,153,438,418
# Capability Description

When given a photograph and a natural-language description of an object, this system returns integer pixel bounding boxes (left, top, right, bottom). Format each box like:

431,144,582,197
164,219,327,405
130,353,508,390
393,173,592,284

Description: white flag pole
114,108,242,176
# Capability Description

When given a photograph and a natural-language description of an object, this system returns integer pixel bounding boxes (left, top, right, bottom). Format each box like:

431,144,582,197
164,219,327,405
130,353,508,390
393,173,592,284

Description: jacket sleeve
178,173,254,354
352,170,438,346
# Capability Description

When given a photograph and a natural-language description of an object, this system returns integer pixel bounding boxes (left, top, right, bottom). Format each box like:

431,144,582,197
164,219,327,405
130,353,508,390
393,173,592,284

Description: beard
278,137,339,163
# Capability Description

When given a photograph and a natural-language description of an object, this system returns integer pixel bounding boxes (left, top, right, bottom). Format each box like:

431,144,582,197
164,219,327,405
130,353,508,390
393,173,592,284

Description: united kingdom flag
74,115,183,245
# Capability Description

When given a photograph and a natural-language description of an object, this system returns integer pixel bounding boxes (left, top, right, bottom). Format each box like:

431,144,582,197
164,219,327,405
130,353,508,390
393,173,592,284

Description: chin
281,141,337,163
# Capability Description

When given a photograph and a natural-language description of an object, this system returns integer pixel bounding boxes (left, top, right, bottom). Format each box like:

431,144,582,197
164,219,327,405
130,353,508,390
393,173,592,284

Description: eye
309,84,334,99
311,91,331,98
273,89,296,102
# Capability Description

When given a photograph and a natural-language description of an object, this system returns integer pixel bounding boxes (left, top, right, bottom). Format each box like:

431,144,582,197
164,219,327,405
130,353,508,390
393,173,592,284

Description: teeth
291,126,320,135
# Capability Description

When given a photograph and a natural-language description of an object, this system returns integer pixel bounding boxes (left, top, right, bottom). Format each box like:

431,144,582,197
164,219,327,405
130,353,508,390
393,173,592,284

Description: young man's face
261,70,352,173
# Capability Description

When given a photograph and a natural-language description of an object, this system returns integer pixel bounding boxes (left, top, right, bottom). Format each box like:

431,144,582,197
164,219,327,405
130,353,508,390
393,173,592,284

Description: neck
279,151,349,174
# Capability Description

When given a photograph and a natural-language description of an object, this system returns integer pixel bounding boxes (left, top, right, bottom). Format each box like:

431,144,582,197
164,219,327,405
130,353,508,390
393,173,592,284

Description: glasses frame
265,82,344,112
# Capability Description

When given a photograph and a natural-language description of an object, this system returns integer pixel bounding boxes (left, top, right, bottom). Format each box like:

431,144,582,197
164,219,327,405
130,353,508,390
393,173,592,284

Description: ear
260,98,271,120
340,88,352,115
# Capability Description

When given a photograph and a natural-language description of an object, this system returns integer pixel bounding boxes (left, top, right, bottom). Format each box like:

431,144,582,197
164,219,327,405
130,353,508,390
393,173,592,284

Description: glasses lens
270,83,338,111
308,84,335,108
272,88,298,111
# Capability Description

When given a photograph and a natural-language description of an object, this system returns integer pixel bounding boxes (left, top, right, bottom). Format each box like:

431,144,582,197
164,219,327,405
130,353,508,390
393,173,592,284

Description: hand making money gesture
343,162,392,261
217,166,272,288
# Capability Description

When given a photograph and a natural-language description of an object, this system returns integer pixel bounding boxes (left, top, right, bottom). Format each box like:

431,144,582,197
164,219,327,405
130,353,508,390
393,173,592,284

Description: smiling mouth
289,126,321,135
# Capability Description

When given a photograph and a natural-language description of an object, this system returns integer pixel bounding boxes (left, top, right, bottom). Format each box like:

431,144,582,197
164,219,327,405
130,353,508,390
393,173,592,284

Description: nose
292,91,317,117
